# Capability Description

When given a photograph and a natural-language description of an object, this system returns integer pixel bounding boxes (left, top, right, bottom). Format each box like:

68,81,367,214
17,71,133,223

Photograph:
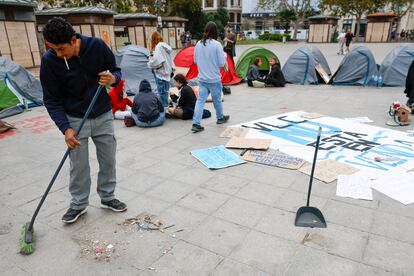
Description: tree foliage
279,8,297,32
321,0,386,37
257,0,313,39
388,0,414,18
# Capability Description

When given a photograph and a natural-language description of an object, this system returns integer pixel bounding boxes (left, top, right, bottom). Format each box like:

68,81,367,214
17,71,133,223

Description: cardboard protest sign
300,113,324,119
225,137,271,150
242,149,305,170
315,63,331,84
191,145,246,170
220,127,249,138
299,159,359,183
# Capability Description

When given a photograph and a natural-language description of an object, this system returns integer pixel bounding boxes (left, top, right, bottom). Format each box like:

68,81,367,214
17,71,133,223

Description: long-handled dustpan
295,126,327,228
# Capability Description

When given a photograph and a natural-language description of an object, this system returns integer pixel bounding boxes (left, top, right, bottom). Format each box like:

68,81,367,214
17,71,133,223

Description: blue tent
332,46,378,86
379,44,414,87
282,45,331,85
115,45,157,95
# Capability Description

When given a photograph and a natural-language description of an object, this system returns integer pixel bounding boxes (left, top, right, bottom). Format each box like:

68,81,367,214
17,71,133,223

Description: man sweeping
40,17,127,224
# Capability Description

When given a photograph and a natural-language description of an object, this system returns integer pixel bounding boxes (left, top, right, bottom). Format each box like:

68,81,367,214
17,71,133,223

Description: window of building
229,12,235,22
13,11,35,21
0,9,5,20
237,13,241,23
205,0,214,8
219,0,227,7
255,21,263,31
231,0,234,6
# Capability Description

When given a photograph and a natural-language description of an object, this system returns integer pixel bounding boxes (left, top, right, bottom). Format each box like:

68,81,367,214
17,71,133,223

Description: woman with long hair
148,31,174,108
191,21,230,133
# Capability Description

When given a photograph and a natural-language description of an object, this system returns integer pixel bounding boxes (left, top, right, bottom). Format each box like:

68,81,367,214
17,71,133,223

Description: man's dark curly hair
43,17,76,44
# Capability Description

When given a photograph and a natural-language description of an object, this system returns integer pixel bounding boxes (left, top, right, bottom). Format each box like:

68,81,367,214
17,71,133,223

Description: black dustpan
295,126,327,228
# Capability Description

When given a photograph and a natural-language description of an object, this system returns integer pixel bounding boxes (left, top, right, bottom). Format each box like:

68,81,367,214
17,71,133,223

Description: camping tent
174,46,241,85
379,44,414,86
235,46,280,79
0,57,43,119
115,45,157,95
282,45,331,85
331,45,378,86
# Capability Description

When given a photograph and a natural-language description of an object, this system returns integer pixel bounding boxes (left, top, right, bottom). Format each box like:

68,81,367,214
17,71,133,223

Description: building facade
202,0,242,30
0,0,41,68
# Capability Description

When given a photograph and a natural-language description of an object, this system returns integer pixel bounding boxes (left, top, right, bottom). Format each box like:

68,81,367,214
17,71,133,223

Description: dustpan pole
306,126,322,207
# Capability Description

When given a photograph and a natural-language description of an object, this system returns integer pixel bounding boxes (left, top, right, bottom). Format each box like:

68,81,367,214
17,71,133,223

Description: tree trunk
293,19,299,40
355,15,361,42
396,17,401,41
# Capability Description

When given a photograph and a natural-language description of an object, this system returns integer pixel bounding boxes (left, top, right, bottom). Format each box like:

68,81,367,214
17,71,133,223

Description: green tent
0,80,20,111
235,46,280,79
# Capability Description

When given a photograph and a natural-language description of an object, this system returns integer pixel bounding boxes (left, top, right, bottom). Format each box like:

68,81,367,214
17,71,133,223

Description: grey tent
0,57,43,119
332,45,378,86
282,45,331,85
115,45,157,95
379,44,414,86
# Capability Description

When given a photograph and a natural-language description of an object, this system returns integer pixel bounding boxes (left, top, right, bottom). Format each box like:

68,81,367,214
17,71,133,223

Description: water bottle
378,75,383,87
373,75,378,87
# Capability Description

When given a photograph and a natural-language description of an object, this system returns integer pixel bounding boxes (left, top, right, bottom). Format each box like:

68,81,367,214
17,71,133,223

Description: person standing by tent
40,17,127,224
223,25,236,62
192,21,230,133
180,31,187,48
148,31,174,108
345,29,354,53
186,31,192,46
337,30,346,55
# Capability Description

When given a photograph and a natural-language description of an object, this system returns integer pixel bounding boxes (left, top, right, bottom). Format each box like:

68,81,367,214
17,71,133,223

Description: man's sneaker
101,198,127,212
216,115,230,124
62,208,87,224
192,124,204,133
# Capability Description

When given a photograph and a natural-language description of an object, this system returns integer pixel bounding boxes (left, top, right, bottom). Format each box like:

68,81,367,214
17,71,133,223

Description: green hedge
258,33,291,41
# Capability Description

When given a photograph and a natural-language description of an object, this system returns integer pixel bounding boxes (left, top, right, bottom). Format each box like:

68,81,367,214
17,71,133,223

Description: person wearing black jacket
167,74,197,120
40,17,127,224
131,79,165,127
265,57,286,87
404,60,414,113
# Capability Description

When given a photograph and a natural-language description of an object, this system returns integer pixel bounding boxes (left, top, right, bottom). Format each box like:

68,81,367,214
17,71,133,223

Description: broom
20,85,104,254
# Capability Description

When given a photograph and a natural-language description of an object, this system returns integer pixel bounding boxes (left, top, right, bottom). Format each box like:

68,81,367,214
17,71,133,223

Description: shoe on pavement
62,208,87,224
192,124,204,133
101,198,127,212
216,115,230,124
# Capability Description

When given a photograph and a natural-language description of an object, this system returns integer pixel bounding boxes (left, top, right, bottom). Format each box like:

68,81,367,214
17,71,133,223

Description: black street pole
157,0,162,32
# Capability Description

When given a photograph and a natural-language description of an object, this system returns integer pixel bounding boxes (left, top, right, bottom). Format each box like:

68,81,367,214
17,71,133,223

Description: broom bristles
20,223,35,255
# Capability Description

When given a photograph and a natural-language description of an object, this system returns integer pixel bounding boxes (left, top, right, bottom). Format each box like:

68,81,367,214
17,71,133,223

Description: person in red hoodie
108,79,133,119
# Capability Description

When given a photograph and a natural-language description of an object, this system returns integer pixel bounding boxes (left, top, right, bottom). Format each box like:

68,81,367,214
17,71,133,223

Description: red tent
174,46,241,85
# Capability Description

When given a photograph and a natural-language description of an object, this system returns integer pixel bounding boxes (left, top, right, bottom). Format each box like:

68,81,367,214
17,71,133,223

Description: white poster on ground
236,111,414,178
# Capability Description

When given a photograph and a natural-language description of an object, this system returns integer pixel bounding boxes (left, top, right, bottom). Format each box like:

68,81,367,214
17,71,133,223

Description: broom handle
306,126,322,207
28,86,104,231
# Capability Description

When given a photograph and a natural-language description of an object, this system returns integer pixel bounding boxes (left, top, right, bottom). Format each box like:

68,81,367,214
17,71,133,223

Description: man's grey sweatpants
67,111,116,210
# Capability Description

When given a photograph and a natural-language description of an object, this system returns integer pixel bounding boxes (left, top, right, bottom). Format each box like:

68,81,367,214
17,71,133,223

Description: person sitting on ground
247,57,265,87
108,79,133,120
167,74,197,120
131,79,165,128
265,57,286,87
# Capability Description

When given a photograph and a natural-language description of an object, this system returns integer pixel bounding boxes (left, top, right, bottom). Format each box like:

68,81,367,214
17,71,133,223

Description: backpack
202,109,211,119
222,86,231,95
124,116,136,127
